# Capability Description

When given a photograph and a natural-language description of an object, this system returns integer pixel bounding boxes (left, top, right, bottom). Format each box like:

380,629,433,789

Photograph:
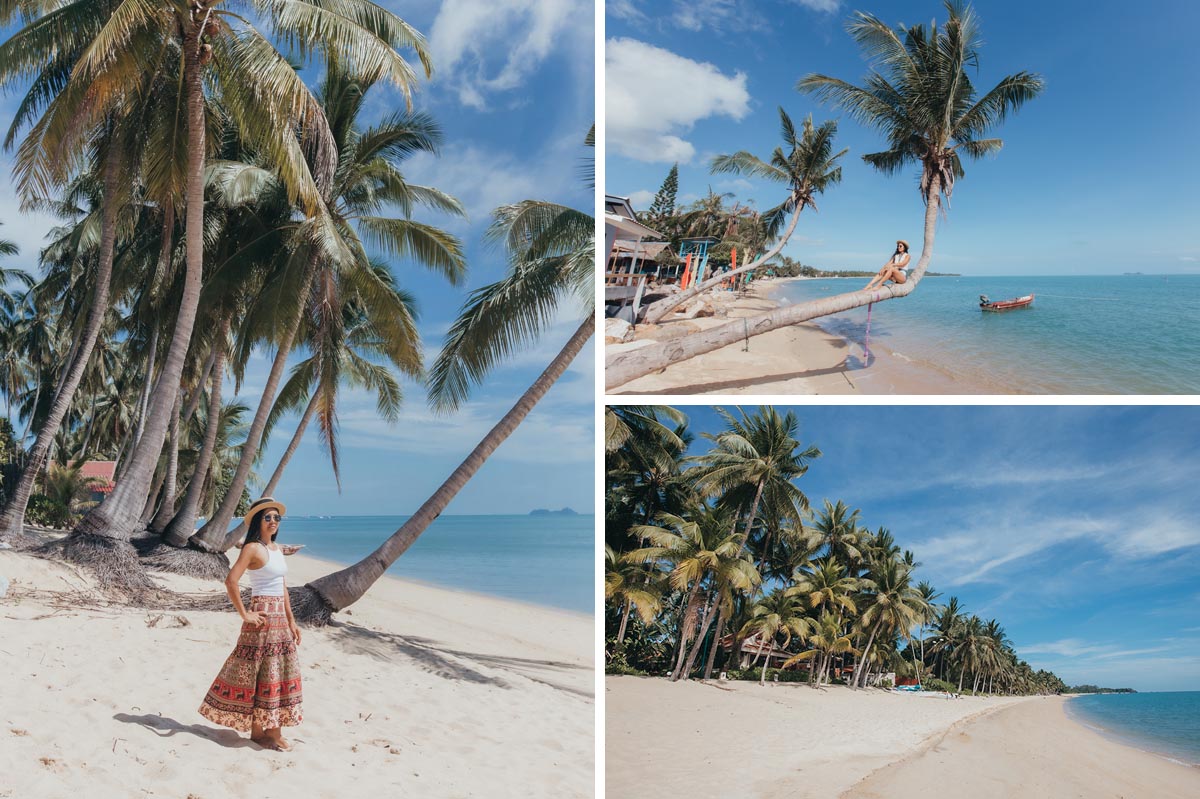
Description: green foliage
26,493,66,528
604,643,649,676
726,667,811,683
923,678,957,693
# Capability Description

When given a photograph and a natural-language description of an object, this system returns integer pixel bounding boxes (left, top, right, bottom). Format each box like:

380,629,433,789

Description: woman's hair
894,243,907,255
243,509,275,547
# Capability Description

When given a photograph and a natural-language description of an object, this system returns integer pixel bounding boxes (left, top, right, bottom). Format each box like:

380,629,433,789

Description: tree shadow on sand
324,622,592,699
113,712,280,750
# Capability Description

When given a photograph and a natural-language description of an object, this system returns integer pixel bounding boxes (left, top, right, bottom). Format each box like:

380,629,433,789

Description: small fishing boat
979,293,1034,312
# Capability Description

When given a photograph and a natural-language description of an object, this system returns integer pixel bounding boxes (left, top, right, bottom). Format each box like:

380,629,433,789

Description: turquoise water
775,275,1200,393
1065,692,1200,765
275,515,594,614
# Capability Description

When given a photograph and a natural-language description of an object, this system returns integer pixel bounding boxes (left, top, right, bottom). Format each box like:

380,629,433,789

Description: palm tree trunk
680,591,717,680
218,389,318,547
757,634,771,686
617,599,633,644
641,204,804,324
181,346,218,428
147,390,184,533
162,320,229,547
64,33,208,581
289,318,594,624
670,579,704,681
134,325,159,445
191,251,320,550
958,667,966,693
856,618,884,689
702,607,728,679
0,144,123,544
606,175,942,389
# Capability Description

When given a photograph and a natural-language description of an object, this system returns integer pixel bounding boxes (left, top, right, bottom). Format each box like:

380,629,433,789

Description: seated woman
864,240,911,290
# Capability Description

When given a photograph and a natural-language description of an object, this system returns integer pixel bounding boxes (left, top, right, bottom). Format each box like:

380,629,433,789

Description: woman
199,496,303,751
863,240,911,290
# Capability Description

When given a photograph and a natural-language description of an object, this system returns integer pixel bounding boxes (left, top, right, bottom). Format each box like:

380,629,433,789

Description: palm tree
627,507,757,681
688,406,820,549
643,110,847,323
34,462,104,529
782,610,856,687
284,128,596,624
605,2,1043,389
191,60,464,550
853,557,924,688
605,544,663,644
739,589,813,685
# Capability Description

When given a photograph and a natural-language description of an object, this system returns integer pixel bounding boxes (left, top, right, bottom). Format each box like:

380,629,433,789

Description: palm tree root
50,532,157,598
288,583,338,626
140,541,230,580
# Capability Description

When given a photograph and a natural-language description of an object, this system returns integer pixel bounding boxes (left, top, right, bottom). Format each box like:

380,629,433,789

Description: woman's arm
226,544,264,626
284,583,301,645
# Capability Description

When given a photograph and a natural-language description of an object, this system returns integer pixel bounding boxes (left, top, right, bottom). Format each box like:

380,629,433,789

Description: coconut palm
627,507,758,681
191,60,464,550
606,2,1043,389
605,544,664,644
739,589,813,685
282,128,595,624
782,610,856,686
643,110,847,323
853,557,924,688
688,406,820,550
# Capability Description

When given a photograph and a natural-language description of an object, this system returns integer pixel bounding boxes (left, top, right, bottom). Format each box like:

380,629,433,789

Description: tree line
606,406,1068,695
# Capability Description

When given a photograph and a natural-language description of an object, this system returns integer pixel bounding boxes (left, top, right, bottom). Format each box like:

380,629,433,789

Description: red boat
979,293,1034,312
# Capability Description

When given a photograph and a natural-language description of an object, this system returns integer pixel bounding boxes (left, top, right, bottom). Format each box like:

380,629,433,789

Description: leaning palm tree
642,110,847,323
782,610,856,687
283,128,596,624
606,1,1043,388
853,557,924,688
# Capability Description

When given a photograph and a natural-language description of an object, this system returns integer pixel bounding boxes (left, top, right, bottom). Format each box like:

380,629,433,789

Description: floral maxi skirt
198,596,303,731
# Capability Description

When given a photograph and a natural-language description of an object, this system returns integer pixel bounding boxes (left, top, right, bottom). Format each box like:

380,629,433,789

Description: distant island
529,507,579,516
1063,685,1137,694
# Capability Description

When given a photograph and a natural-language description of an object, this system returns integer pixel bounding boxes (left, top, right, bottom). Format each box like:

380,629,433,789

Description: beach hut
604,194,665,321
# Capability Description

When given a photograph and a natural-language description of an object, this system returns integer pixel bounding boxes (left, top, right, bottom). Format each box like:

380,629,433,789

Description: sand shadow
615,360,860,394
113,712,258,750
324,622,592,699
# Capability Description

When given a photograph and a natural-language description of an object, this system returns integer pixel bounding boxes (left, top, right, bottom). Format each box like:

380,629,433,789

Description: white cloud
606,37,751,163
626,189,655,208
789,0,840,11
429,0,590,110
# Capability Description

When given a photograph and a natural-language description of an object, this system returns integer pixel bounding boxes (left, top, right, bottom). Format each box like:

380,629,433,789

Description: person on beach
863,240,911,290
198,496,303,751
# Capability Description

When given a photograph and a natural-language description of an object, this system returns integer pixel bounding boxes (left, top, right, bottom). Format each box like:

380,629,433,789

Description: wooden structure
604,194,665,322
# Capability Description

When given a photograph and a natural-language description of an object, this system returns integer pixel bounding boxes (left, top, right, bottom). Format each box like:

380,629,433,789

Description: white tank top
247,545,287,596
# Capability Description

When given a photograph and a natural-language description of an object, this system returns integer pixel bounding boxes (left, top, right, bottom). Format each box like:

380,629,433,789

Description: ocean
1065,692,1200,766
774,274,1200,394
274,514,594,614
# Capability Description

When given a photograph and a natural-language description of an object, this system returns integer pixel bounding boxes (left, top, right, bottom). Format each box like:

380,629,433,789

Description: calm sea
774,275,1200,393
1065,692,1200,766
275,514,594,614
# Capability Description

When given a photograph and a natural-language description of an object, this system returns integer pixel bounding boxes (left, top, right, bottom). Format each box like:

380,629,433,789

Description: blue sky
606,0,1200,276
0,0,595,516
671,405,1200,692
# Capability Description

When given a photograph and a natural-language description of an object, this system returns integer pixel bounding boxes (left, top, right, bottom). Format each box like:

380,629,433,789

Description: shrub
923,678,957,693
725,667,811,683
878,679,893,689
26,494,68,528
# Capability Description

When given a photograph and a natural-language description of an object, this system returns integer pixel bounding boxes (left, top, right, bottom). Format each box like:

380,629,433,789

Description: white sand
849,696,1200,798
0,547,593,798
605,675,1026,799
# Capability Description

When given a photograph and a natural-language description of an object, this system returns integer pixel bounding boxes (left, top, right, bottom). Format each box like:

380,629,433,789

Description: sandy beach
605,677,1198,798
0,545,593,799
607,278,974,395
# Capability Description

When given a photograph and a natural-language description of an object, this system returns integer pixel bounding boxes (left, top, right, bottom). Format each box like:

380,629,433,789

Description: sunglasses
262,513,283,522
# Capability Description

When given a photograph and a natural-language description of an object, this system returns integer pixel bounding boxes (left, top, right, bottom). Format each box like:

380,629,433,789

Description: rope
862,301,873,363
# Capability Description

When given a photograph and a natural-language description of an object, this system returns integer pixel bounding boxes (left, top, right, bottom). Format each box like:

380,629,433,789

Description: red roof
49,460,117,493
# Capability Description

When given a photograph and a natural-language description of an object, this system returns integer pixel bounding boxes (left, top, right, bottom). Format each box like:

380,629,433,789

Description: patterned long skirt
198,596,303,731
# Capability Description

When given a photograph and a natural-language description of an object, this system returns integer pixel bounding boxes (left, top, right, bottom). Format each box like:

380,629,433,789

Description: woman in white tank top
199,496,303,751
864,239,912,290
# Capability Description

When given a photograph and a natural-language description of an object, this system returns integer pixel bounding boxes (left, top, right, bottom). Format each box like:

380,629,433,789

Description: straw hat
896,239,910,250
244,496,286,525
